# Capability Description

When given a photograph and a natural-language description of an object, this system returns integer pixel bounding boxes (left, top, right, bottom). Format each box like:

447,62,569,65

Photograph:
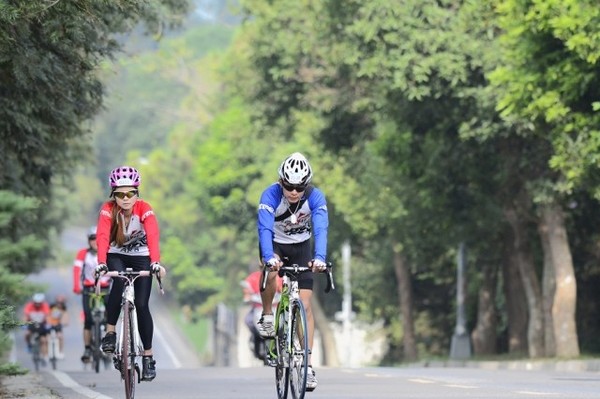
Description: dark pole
450,242,472,359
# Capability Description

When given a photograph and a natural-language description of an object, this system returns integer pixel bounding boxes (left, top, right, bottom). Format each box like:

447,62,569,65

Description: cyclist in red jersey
73,225,111,363
241,266,282,361
94,166,165,382
23,293,51,362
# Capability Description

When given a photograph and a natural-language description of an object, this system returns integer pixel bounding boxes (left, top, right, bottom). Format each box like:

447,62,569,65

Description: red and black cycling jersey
96,200,161,264
73,248,110,292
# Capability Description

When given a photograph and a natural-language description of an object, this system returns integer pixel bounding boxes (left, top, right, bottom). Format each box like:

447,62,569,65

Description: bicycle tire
275,307,289,399
50,347,57,370
31,338,41,372
92,320,102,373
49,331,58,370
122,302,136,399
288,300,308,399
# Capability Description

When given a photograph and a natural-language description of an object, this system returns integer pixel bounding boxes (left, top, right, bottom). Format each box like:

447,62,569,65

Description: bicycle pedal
113,358,122,372
264,356,278,367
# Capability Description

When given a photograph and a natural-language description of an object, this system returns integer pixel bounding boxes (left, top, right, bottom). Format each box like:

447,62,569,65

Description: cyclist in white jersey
257,152,329,391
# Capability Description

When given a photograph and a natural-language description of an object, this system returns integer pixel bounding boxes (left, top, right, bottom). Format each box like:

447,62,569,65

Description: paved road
16,267,201,372
12,247,600,398
24,363,600,399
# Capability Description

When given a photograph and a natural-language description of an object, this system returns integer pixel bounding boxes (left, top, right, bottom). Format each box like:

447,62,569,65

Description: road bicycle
47,326,60,370
28,322,44,371
96,268,164,399
88,289,111,373
260,261,334,399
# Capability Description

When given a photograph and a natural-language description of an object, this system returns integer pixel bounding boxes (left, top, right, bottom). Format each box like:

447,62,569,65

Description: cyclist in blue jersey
257,152,329,391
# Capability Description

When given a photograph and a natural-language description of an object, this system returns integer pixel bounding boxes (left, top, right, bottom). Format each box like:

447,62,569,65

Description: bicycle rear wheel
275,308,289,399
288,300,308,399
122,303,136,399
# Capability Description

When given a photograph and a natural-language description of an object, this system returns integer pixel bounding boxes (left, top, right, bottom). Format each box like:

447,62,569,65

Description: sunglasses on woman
281,181,307,192
113,190,139,199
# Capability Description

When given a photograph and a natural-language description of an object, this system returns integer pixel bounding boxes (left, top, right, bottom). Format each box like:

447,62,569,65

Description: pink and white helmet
109,166,141,188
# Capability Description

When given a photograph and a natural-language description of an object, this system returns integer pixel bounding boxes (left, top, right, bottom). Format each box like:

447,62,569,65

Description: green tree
0,191,45,375
0,0,190,374
487,0,600,358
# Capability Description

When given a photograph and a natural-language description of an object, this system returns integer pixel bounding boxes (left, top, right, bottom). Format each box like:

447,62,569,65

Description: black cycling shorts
271,240,314,290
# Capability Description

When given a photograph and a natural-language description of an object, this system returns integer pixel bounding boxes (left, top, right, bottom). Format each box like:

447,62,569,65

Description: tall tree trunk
538,218,556,357
504,201,545,358
471,261,498,355
502,230,528,354
311,296,340,366
392,244,417,361
539,203,579,357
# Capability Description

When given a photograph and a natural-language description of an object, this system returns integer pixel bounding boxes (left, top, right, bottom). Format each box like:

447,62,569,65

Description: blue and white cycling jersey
258,183,328,263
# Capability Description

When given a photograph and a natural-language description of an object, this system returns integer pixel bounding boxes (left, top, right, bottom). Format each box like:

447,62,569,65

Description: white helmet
33,293,45,303
278,152,313,185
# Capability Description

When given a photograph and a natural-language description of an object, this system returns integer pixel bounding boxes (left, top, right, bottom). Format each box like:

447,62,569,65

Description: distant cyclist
23,293,50,362
257,152,329,390
95,166,165,382
241,266,282,362
46,294,69,359
73,225,111,363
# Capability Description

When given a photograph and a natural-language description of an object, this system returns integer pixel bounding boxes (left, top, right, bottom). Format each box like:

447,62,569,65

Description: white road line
408,378,436,384
51,370,113,399
153,324,182,369
443,384,477,389
364,372,392,378
515,391,560,396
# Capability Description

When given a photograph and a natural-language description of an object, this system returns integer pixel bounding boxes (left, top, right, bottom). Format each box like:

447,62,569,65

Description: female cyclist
95,165,165,382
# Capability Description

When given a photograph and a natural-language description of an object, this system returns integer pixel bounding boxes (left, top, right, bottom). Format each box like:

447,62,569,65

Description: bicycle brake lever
325,263,334,293
260,266,269,292
156,276,164,295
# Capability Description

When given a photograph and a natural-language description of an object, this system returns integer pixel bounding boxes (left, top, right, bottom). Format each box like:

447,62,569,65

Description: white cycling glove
266,257,280,269
150,262,163,274
95,263,108,278
311,259,327,272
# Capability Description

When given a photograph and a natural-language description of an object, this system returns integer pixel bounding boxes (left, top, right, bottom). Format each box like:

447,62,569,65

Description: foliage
491,0,600,197
0,0,191,376
93,23,233,184
0,191,44,375
7,0,600,365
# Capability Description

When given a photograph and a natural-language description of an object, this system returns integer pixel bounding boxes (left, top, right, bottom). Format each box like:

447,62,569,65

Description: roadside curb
421,359,600,373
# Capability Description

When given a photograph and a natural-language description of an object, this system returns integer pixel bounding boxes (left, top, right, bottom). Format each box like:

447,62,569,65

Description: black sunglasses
281,181,307,192
113,190,139,199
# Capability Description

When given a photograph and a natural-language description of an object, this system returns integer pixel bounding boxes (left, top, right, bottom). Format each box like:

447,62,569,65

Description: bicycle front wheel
288,300,308,399
122,303,136,399
49,333,58,370
275,307,289,399
31,338,41,372
91,321,102,373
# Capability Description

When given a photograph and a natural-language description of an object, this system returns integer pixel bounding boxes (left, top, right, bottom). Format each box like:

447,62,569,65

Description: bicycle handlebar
104,270,151,278
95,268,164,295
260,261,335,293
